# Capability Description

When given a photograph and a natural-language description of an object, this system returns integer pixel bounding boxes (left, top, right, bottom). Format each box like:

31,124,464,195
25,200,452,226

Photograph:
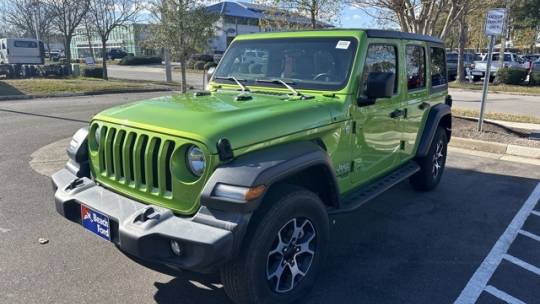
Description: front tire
221,185,329,304
410,127,448,191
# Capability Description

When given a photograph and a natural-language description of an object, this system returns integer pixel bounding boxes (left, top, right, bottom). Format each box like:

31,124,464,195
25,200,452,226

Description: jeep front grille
96,125,176,196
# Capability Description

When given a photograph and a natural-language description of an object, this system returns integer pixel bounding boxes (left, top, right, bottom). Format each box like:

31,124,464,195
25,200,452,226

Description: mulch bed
453,117,540,148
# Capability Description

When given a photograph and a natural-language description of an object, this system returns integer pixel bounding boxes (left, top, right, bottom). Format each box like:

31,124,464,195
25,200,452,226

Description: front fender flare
200,141,339,213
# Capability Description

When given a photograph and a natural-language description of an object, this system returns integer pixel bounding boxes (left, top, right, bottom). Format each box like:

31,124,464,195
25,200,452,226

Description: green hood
93,91,342,153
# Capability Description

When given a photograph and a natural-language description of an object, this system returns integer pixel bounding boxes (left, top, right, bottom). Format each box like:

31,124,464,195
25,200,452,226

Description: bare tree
260,0,342,29
3,0,55,40
148,0,218,92
87,0,140,79
352,0,469,40
47,0,88,66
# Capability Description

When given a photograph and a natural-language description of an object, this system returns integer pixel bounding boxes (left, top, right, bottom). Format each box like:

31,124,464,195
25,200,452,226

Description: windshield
213,37,358,91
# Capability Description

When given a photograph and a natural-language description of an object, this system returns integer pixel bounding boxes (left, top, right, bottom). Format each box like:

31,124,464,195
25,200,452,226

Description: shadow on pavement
0,81,25,96
151,162,539,304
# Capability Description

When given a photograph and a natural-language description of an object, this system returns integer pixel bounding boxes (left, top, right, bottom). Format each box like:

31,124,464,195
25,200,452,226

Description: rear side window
362,44,398,95
14,41,38,48
431,47,447,86
406,45,426,90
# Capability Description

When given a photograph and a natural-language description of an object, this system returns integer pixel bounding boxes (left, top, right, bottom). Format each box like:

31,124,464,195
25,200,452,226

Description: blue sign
81,205,111,241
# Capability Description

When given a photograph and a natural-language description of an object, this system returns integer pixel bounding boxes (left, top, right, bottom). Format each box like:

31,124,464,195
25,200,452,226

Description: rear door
350,41,402,186
400,41,430,160
400,44,448,161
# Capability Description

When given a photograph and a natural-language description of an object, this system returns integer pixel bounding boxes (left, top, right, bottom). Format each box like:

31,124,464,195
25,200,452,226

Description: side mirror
358,72,395,106
207,66,216,82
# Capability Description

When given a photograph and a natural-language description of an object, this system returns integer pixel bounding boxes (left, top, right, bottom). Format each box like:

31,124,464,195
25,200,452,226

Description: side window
431,47,447,86
361,44,398,96
406,45,426,90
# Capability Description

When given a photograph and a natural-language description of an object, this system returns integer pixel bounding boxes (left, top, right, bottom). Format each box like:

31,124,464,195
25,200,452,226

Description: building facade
70,24,155,59
206,1,333,53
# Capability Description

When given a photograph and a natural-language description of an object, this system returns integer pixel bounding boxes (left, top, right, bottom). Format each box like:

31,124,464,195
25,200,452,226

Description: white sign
485,8,507,36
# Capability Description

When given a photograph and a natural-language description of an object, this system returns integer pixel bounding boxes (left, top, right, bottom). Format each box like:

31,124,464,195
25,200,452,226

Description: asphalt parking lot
0,92,539,304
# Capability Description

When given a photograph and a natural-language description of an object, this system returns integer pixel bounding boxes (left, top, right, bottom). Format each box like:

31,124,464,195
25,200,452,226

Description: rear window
14,41,38,48
430,47,447,87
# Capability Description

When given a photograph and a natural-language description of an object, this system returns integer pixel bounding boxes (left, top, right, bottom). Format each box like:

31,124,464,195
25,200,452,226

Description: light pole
32,0,40,42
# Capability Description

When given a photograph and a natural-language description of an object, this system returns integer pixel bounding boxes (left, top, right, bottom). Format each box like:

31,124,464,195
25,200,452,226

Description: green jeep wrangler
52,29,452,304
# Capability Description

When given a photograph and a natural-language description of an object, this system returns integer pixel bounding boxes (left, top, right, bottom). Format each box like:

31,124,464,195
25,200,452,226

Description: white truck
0,38,45,77
471,52,526,81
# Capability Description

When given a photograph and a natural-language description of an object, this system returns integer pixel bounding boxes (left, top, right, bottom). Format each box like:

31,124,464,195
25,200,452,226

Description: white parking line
503,254,540,276
454,182,540,304
518,229,540,242
484,285,526,304
532,210,540,217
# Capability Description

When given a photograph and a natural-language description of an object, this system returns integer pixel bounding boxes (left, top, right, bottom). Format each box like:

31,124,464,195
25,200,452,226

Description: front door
351,43,402,186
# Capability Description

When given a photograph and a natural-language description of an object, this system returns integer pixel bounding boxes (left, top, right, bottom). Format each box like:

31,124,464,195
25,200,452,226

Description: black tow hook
135,207,160,223
65,178,84,191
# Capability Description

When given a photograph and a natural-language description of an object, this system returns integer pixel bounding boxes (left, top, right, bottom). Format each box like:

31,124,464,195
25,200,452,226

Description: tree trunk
65,35,73,75
310,8,316,29
180,55,187,93
457,14,467,83
101,38,108,80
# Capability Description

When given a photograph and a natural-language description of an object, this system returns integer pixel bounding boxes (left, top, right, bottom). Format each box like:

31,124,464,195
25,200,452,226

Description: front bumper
52,168,246,273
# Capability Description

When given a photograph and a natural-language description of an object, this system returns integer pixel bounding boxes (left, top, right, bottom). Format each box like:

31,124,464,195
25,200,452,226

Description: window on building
406,45,426,90
431,47,447,86
361,44,398,95
14,41,38,48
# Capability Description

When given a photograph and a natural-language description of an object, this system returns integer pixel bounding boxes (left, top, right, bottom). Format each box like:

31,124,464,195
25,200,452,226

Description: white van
0,38,45,65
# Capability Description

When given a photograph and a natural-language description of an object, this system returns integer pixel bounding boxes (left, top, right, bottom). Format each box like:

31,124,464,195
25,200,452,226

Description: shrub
529,72,540,86
83,67,104,78
204,61,217,70
194,60,206,70
119,55,162,65
496,67,527,85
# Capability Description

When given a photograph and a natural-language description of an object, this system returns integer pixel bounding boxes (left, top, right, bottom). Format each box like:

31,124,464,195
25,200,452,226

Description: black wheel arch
200,141,340,214
416,103,452,158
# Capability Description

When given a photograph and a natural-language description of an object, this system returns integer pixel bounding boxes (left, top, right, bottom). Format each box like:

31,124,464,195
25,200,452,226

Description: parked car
52,29,452,304
471,52,525,81
446,52,481,80
108,48,128,60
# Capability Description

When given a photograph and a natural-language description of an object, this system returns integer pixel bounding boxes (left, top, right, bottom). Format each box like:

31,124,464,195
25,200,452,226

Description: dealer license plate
80,204,111,241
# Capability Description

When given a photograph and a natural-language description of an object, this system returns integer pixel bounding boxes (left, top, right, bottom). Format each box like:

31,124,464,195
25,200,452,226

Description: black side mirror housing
358,72,395,106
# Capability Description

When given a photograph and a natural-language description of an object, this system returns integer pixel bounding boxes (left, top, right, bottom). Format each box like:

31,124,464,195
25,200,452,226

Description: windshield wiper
255,79,300,96
215,76,250,92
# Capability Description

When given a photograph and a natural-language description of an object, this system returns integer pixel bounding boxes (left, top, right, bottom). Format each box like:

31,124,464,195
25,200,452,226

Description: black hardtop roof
363,29,443,44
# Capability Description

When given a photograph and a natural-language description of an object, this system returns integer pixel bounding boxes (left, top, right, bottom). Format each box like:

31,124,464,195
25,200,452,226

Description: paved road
107,65,540,117
450,89,540,117
107,65,206,89
1,93,539,303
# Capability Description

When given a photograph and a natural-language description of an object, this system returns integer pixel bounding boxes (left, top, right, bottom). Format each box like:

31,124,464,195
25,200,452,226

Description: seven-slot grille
96,125,176,197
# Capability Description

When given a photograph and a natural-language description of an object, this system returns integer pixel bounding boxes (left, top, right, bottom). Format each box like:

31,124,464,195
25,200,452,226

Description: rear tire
410,127,448,191
221,185,329,304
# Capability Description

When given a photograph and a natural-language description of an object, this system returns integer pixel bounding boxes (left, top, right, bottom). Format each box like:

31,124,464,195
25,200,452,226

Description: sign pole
478,8,506,132
478,35,495,132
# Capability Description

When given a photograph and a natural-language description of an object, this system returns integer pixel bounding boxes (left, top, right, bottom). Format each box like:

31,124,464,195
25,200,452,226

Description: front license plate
472,72,483,76
81,205,111,241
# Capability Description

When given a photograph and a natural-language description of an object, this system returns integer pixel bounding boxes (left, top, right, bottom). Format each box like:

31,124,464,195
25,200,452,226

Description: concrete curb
449,87,540,97
0,88,175,102
449,137,540,159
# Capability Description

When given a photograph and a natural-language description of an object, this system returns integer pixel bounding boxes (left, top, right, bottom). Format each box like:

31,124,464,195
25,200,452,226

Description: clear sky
339,5,378,28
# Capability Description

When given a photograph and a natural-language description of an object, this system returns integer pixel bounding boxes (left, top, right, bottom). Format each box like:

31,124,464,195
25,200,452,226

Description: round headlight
186,145,205,177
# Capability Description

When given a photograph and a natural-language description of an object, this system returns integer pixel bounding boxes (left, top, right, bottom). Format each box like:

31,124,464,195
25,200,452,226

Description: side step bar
330,161,420,215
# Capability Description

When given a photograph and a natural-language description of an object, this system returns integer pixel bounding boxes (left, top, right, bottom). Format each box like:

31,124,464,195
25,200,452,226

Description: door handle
390,109,404,119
